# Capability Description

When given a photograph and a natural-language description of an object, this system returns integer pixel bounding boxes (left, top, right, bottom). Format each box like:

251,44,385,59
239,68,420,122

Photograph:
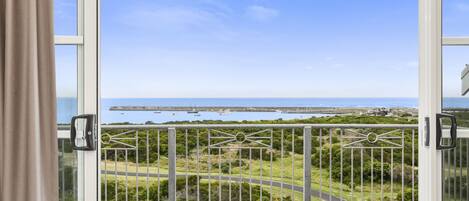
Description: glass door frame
58,0,469,200
441,3,469,139
55,0,99,200
81,0,99,200
419,0,469,200
418,0,443,200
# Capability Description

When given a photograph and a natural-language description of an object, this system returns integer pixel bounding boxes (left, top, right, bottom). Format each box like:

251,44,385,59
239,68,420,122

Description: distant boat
120,113,125,115
218,109,231,115
153,111,161,114
187,111,199,114
194,114,201,116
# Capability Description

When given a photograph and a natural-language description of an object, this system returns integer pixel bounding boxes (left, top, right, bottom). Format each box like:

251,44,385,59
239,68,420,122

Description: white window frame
52,0,469,200
442,37,469,46
419,0,442,200
419,0,469,200
54,0,99,200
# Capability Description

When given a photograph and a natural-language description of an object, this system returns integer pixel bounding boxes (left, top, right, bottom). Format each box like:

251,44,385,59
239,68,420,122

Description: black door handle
436,113,457,150
70,114,97,151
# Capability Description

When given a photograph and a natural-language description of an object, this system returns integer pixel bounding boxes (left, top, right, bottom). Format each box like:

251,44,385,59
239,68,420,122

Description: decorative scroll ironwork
342,129,403,149
101,130,137,149
208,129,273,149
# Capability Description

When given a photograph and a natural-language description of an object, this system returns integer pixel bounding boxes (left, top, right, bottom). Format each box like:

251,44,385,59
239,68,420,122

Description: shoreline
109,106,418,116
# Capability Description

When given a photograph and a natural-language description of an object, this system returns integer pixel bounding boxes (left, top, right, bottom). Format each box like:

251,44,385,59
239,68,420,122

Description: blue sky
54,0,469,98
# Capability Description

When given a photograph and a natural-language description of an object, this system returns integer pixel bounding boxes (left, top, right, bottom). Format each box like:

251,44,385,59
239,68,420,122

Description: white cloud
456,3,469,12
198,0,233,14
333,63,345,68
406,61,418,67
381,61,418,72
122,7,219,31
120,4,277,40
120,5,240,41
245,5,278,21
54,1,76,20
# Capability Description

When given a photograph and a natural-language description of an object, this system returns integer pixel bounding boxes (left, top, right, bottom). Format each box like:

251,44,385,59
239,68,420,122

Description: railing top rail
99,123,418,129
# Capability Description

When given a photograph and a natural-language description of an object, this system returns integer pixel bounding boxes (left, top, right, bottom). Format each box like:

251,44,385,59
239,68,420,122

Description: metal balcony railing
442,130,469,201
58,138,78,201
100,124,418,201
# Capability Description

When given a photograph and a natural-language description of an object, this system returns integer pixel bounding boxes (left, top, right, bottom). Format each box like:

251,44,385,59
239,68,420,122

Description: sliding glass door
419,0,469,200
440,0,469,200
54,0,99,200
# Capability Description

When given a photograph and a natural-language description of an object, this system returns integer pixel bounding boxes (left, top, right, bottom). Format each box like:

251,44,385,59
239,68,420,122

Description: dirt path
102,170,342,201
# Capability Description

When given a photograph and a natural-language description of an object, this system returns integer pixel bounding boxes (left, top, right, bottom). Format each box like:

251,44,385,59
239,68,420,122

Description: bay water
56,97,469,124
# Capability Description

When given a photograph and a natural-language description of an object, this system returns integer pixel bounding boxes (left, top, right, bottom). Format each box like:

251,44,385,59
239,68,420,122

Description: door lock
70,114,97,151
435,113,457,150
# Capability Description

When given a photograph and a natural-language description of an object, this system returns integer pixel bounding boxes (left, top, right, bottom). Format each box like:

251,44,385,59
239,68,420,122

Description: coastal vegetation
101,115,419,200
102,176,292,201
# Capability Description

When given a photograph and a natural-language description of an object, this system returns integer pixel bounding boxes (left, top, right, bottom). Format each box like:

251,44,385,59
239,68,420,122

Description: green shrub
101,176,292,201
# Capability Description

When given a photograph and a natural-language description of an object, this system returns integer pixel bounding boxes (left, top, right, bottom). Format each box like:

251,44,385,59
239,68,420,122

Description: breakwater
109,106,372,114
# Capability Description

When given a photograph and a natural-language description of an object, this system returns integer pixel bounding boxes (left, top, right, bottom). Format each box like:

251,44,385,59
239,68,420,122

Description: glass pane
441,46,469,201
54,0,77,35
58,139,78,201
443,0,469,36
442,46,469,123
55,45,78,126
56,46,79,201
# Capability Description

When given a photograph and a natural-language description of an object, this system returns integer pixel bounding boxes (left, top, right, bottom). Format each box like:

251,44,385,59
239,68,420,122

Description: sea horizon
57,97,469,124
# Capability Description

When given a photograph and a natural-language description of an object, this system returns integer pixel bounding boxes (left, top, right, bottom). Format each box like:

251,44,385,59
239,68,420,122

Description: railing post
168,128,177,201
303,126,312,201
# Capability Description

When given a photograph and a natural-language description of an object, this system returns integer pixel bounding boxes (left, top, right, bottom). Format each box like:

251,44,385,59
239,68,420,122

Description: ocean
56,97,469,124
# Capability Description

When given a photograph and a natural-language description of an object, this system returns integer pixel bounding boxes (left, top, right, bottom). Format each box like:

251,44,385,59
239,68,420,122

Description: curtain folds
0,0,58,201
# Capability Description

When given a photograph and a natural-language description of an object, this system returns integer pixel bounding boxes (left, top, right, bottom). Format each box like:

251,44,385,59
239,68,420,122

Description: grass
102,175,306,201
101,151,414,201
99,115,420,200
